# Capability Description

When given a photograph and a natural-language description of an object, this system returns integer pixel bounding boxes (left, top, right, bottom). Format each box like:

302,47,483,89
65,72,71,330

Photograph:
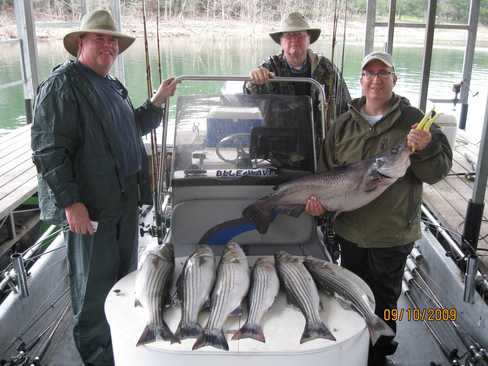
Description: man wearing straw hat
31,9,178,365
246,12,351,130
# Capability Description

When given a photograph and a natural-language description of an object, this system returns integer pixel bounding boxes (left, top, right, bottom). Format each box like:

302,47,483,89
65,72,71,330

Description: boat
1,1,488,365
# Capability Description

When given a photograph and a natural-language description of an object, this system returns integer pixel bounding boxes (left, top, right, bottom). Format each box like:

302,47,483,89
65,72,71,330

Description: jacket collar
349,93,404,133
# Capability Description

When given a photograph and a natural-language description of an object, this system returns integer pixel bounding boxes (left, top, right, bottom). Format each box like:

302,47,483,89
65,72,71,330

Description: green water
1,36,488,139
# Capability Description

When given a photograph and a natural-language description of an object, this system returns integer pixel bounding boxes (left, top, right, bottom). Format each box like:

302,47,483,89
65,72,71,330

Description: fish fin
136,324,180,346
300,321,336,343
193,328,229,351
232,323,265,343
175,267,184,303
134,298,142,307
331,211,341,223
242,199,275,234
202,297,211,310
176,321,203,340
229,305,243,317
369,315,395,345
335,295,353,310
276,204,305,218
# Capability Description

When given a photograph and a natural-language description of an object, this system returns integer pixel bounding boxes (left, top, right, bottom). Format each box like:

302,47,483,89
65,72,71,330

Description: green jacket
245,50,351,138
31,61,163,224
320,94,452,248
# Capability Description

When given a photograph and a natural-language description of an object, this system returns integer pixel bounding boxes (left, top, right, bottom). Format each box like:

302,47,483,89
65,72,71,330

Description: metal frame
364,0,480,126
159,75,327,195
13,0,39,124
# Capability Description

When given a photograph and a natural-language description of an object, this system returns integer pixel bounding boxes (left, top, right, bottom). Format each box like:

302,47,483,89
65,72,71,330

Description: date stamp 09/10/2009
383,307,458,322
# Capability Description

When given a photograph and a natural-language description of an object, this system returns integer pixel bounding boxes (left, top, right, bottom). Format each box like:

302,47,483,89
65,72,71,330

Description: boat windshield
171,93,316,182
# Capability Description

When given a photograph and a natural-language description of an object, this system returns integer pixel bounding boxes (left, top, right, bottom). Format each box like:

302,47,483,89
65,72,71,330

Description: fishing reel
0,349,32,366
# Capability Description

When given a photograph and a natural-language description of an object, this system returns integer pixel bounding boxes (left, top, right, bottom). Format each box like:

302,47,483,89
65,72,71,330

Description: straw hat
269,12,321,45
63,9,135,57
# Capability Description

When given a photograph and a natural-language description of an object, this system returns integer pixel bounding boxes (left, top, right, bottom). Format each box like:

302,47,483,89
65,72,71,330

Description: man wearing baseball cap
31,9,178,365
245,12,351,135
306,51,452,365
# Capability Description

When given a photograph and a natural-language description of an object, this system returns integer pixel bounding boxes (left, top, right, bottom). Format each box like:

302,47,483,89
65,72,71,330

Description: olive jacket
320,94,452,247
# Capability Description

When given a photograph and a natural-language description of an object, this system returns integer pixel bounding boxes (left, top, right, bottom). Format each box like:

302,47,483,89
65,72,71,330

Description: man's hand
65,202,95,235
305,196,326,217
151,77,179,107
249,67,274,85
407,123,432,152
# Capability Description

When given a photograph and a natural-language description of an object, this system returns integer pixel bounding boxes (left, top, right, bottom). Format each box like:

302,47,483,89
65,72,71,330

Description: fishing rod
142,0,163,244
407,263,488,365
28,303,70,365
325,0,339,128
338,0,348,102
0,289,69,363
156,0,162,85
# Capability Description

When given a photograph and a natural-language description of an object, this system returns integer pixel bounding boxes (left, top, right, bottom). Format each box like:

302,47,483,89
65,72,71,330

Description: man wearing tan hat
31,9,178,365
306,51,452,366
246,12,351,130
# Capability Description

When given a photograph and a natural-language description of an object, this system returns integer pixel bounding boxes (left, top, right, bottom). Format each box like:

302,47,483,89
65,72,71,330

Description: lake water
1,35,488,140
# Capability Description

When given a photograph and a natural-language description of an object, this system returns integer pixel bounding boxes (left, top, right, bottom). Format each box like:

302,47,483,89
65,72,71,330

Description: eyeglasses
281,32,309,40
362,70,394,80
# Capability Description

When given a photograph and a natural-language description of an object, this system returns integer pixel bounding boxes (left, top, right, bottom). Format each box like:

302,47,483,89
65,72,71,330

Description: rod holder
410,247,423,262
403,269,414,283
406,257,417,273
11,253,29,298
463,255,478,303
402,279,410,294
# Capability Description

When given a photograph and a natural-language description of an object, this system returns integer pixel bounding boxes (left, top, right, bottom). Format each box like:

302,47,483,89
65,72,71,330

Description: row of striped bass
193,242,250,351
243,145,411,234
275,251,336,343
304,257,394,345
134,243,178,346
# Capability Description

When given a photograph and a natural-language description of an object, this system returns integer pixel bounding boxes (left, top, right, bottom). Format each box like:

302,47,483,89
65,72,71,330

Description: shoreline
1,16,488,49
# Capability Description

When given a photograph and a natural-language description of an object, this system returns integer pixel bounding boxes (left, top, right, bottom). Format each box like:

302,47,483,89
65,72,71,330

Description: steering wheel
215,133,252,167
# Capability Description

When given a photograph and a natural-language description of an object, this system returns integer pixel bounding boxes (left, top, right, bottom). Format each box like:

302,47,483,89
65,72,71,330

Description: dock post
419,0,436,112
462,91,488,302
458,0,480,130
14,0,39,124
364,0,376,57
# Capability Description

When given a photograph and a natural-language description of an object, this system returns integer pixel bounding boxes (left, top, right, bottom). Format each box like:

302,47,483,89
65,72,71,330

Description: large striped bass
243,145,411,234
275,251,336,343
304,256,395,345
193,242,250,351
175,245,216,340
232,257,279,343
134,243,178,345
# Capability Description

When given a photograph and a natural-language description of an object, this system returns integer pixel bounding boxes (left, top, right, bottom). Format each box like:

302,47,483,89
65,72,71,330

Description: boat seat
171,197,314,248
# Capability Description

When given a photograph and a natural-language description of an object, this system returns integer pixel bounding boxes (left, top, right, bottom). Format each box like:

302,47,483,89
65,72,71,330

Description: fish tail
136,324,180,346
192,328,229,351
242,198,275,234
300,321,336,343
232,322,265,343
369,315,395,345
176,321,203,340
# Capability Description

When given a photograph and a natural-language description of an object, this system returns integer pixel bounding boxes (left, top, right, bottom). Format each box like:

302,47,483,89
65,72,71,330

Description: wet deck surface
422,131,488,273
0,125,38,257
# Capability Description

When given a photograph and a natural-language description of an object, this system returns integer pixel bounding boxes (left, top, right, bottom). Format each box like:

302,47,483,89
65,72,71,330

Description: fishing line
24,244,67,263
21,226,65,256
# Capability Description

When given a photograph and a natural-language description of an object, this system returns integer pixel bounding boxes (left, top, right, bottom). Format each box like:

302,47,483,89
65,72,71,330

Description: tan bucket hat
63,9,135,57
269,12,321,45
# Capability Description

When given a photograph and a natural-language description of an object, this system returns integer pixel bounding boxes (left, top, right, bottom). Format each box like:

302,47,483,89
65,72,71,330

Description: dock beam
14,0,39,124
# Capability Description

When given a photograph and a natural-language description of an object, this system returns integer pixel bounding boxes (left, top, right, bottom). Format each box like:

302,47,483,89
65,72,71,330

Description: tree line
2,0,488,25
